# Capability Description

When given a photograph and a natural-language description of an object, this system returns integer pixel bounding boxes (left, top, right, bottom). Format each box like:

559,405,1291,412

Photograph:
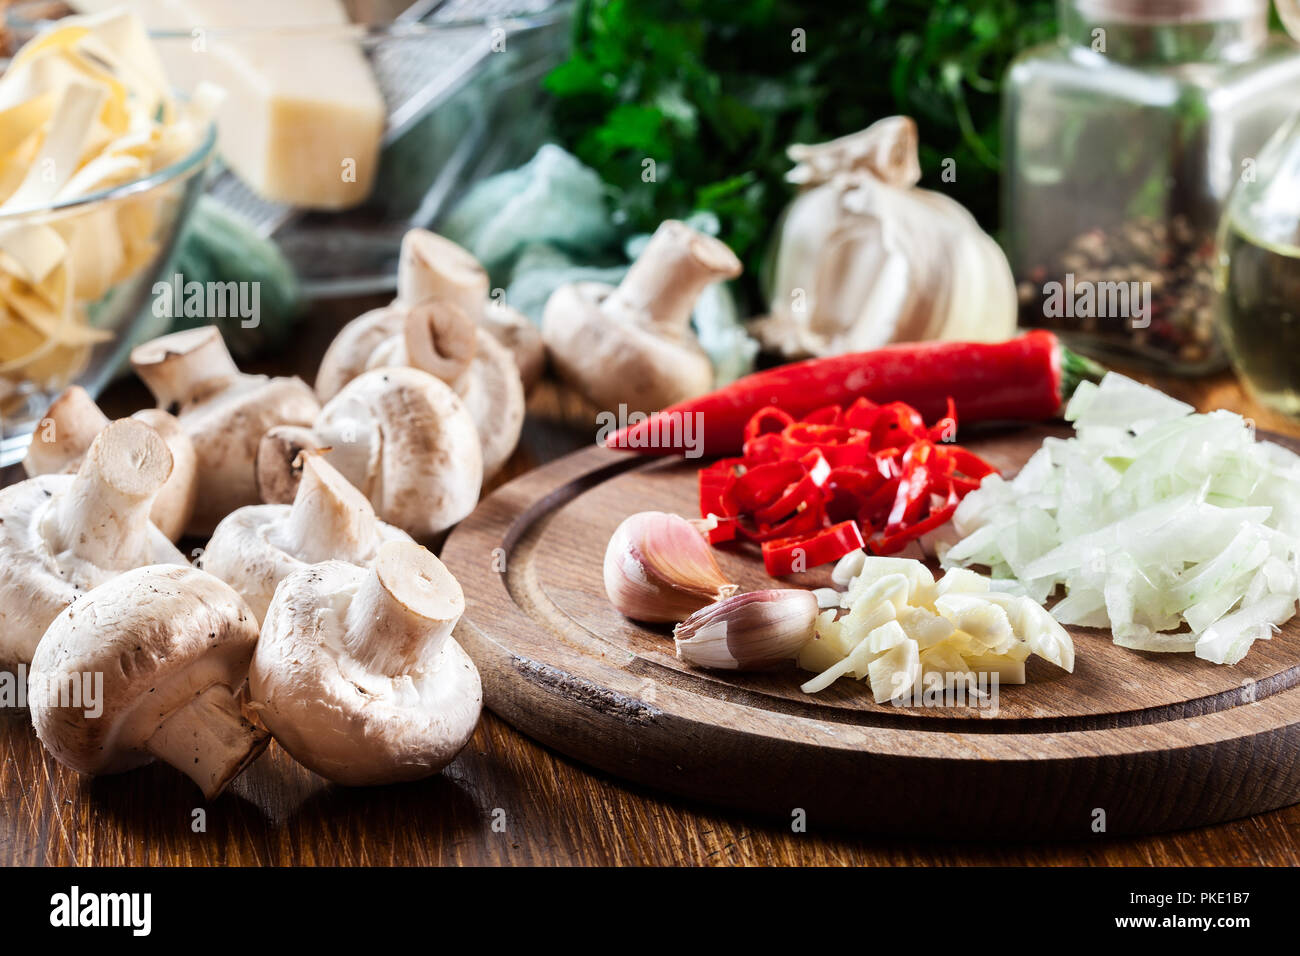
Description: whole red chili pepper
606,331,1104,457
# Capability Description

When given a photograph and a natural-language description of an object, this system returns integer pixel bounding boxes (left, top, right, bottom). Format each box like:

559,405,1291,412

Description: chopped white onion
943,373,1300,664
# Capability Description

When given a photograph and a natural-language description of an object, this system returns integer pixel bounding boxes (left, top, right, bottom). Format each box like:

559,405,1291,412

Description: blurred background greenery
544,0,1058,287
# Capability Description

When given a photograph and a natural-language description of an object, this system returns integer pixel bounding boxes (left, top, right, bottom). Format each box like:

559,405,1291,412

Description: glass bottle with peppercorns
1003,0,1300,373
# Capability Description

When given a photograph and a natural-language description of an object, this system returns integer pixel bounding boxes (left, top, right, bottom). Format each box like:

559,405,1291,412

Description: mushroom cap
0,476,94,668
313,367,483,540
315,299,479,404
254,426,323,505
542,282,715,413
454,327,524,480
22,385,109,477
249,553,482,785
317,306,521,479
29,564,260,775
314,305,402,403
480,301,545,392
0,473,184,668
200,486,411,625
175,374,321,536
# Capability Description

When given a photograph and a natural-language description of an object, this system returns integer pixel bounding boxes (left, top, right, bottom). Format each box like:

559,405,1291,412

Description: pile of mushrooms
0,418,184,669
256,366,484,541
130,326,320,536
10,218,745,800
251,540,481,785
201,451,411,621
316,229,530,479
3,318,487,795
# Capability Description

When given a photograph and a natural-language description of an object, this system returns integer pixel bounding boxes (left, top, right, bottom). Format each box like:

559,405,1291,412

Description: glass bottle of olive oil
1220,230,1300,416
1217,112,1300,418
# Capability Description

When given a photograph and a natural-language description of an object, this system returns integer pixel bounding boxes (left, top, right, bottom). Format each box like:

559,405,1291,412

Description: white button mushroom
0,418,186,669
249,540,482,786
256,366,483,541
29,564,266,799
542,219,742,414
396,228,545,392
130,325,321,536
22,385,199,542
316,299,523,479
200,452,411,622
316,232,528,479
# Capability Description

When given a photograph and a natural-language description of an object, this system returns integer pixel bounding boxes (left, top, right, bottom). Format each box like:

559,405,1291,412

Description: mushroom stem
341,541,463,677
131,326,241,410
145,684,269,800
23,386,110,477
46,419,172,570
275,455,381,565
603,220,742,337
396,229,490,318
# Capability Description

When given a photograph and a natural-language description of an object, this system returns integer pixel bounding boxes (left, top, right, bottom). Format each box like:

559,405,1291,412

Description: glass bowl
7,0,572,299
0,120,216,468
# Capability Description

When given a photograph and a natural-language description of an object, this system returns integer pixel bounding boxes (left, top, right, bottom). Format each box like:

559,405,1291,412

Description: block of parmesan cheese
70,0,385,210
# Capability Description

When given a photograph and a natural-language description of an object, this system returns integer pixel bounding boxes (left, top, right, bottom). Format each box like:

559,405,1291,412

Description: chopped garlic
799,556,1075,701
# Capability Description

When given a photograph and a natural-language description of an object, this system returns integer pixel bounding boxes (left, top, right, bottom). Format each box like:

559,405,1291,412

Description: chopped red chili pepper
800,404,844,427
724,459,804,513
762,521,865,576
752,472,823,525
743,406,795,443
697,395,996,572
704,517,738,545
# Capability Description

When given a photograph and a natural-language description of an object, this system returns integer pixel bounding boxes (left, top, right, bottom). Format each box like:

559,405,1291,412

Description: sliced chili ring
871,501,958,555
752,472,822,525
781,423,870,468
761,520,865,576
724,459,805,513
843,397,880,431
824,467,882,524
743,406,795,444
742,431,786,465
800,404,844,427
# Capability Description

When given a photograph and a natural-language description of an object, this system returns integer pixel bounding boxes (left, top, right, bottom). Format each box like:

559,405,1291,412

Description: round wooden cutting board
441,424,1300,838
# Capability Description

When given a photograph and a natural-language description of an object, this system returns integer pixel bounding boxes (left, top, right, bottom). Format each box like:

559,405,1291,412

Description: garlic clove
604,511,739,622
673,589,819,671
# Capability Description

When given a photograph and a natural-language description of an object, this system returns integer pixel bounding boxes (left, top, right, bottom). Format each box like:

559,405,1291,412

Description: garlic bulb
1280,1,1300,43
603,511,739,622
754,115,1017,359
674,589,819,670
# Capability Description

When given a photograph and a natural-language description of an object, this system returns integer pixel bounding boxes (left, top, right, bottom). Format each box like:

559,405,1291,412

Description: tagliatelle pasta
0,9,219,394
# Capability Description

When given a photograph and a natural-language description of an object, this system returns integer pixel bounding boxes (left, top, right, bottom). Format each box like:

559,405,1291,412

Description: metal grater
204,0,566,295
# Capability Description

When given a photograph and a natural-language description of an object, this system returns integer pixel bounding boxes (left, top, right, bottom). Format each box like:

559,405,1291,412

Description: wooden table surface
4,301,1299,866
